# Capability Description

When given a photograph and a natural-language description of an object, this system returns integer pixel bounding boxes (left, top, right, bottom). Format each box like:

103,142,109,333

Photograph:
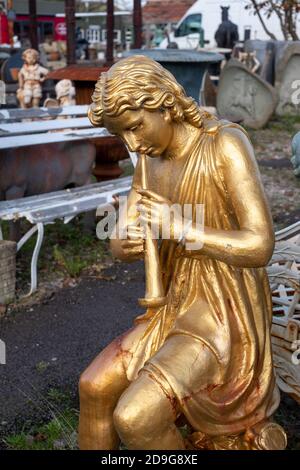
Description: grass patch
4,388,79,450
4,409,78,450
1,216,110,296
266,115,300,134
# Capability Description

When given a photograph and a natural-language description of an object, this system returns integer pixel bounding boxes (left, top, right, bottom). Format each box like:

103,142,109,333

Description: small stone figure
291,132,300,177
44,79,76,108
55,79,76,107
17,49,48,108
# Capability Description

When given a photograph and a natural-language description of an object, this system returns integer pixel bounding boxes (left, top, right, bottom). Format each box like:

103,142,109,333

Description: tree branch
248,0,277,40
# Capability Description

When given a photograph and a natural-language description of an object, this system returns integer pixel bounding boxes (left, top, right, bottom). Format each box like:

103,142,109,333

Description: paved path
0,261,144,440
1,260,299,448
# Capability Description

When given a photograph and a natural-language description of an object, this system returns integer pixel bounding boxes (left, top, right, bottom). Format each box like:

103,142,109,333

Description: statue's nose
123,133,139,152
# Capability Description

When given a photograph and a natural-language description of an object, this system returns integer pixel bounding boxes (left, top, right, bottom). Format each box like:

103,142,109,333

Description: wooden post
106,0,114,66
7,0,14,46
0,241,16,305
29,0,38,50
133,0,142,49
65,0,76,65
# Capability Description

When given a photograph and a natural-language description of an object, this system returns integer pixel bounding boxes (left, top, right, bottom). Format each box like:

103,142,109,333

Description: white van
158,0,299,49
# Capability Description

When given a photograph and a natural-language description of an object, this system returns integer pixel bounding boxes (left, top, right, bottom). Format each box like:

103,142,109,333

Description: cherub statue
44,79,76,108
79,55,287,450
17,48,49,108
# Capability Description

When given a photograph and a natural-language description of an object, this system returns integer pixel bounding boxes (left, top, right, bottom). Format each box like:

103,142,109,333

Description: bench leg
17,223,45,296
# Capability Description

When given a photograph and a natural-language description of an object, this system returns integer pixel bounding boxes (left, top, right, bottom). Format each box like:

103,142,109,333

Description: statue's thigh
147,333,220,396
80,322,149,396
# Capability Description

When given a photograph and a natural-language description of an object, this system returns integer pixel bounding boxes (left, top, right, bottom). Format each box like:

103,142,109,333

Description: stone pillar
29,0,38,50
133,0,142,49
106,0,114,66
0,241,16,305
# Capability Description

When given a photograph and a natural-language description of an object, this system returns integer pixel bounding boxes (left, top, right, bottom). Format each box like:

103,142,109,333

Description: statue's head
22,48,39,65
89,55,208,157
89,55,205,129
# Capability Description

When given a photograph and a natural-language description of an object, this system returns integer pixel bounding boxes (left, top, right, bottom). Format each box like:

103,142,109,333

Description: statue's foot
186,421,287,450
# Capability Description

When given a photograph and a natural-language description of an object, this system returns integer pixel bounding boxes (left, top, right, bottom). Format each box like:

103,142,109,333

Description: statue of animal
214,6,239,50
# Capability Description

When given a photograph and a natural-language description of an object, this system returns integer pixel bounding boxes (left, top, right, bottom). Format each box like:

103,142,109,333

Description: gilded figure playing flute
79,55,286,450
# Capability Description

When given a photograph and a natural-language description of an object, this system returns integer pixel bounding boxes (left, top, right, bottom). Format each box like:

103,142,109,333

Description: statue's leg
32,97,40,108
114,371,185,450
113,331,219,450
78,323,148,450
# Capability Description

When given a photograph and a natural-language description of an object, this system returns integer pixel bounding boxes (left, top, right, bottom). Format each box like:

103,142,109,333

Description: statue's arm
110,158,144,262
184,127,274,268
18,69,24,89
39,66,49,81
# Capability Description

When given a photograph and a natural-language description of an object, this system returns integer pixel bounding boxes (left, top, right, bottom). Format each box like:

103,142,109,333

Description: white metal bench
267,221,300,402
0,105,136,296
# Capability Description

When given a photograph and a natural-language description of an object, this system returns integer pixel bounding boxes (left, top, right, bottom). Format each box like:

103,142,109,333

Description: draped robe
122,118,280,438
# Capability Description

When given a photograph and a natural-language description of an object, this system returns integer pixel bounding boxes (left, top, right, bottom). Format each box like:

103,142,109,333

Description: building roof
14,0,65,16
142,0,196,24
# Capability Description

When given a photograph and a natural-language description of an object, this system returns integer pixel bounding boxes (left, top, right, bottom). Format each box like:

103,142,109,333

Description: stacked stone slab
275,42,300,116
0,240,16,304
217,40,300,128
217,58,277,129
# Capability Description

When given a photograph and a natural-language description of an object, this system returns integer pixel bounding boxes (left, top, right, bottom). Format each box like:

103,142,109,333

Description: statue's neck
164,123,201,162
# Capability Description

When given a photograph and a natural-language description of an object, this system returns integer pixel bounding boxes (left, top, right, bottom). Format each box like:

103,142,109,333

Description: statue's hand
137,189,183,241
111,224,145,261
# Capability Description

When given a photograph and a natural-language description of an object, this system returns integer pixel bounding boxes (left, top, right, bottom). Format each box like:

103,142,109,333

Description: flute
138,154,167,308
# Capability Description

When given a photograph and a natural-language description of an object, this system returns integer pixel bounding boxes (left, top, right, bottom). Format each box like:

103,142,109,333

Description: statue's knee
113,397,143,443
79,371,106,402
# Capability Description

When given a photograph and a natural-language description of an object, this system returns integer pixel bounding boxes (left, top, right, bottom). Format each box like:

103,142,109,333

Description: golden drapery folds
123,119,284,448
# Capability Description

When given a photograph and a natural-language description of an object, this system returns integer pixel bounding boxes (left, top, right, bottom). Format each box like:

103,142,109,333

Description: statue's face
24,52,37,65
104,108,173,158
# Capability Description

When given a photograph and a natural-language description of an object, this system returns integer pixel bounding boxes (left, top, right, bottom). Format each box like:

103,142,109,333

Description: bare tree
246,0,299,40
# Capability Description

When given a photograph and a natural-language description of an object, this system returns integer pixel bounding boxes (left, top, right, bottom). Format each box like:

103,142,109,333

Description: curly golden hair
88,55,209,129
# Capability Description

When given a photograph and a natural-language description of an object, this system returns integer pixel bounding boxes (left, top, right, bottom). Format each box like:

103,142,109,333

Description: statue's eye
129,123,142,132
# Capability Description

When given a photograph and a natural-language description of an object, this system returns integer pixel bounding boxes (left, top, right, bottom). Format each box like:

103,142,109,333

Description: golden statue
17,49,49,109
79,55,287,450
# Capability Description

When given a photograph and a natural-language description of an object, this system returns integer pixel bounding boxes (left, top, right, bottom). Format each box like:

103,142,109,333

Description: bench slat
0,127,112,149
0,117,95,137
0,105,89,122
0,176,132,220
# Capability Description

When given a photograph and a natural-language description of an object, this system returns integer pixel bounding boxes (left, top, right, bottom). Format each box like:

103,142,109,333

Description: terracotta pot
10,68,20,81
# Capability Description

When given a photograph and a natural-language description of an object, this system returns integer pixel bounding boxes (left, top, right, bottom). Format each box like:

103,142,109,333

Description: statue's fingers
128,232,144,241
122,239,144,248
124,245,144,256
127,224,144,234
137,189,165,202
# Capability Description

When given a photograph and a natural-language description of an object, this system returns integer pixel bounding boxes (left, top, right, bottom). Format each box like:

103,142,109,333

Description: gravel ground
0,262,144,444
